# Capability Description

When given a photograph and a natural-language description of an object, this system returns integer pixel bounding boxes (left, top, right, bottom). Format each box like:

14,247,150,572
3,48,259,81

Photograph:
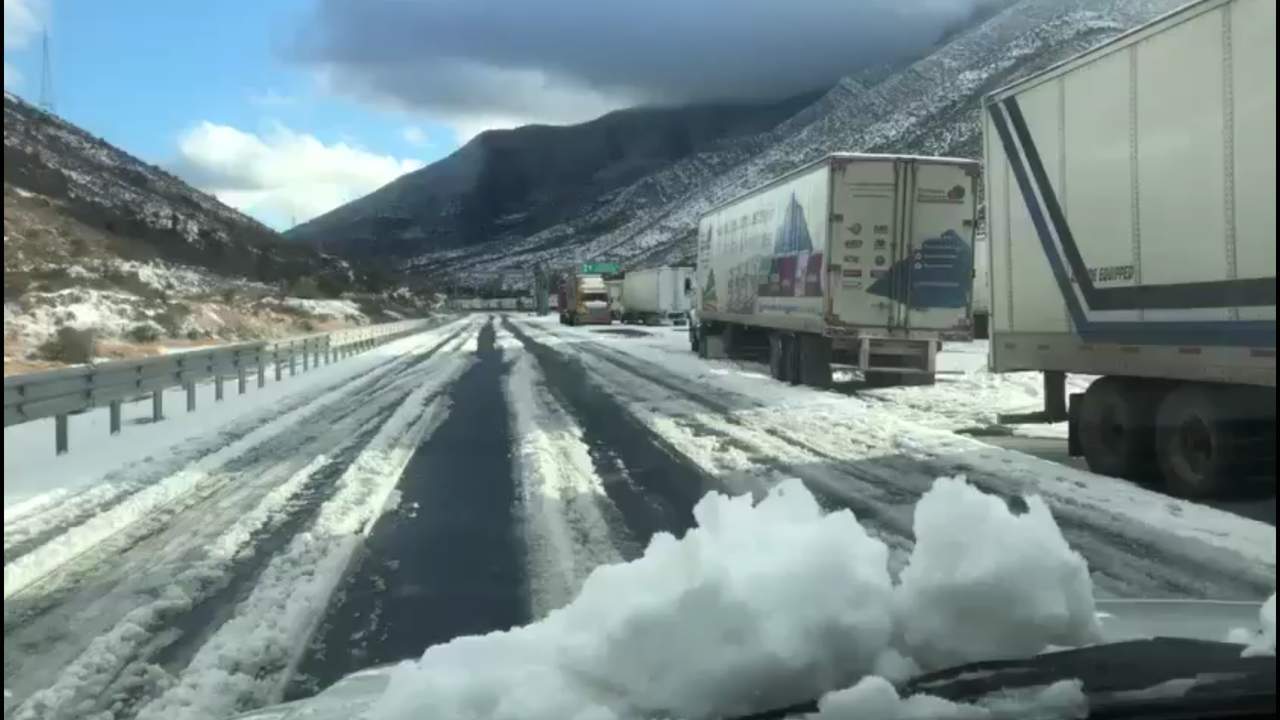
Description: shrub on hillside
220,287,237,304
127,323,162,343
37,327,98,364
156,305,192,337
288,277,322,299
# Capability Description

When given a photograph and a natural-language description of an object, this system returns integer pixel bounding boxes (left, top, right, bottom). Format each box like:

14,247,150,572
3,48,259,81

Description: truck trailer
691,153,979,387
622,266,694,325
983,0,1275,497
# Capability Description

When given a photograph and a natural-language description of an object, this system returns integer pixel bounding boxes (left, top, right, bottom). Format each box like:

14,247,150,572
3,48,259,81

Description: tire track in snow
503,333,625,617
3,316,469,564
503,319,714,552
286,317,526,701
3,319,476,610
517,319,1274,600
4,319,481,720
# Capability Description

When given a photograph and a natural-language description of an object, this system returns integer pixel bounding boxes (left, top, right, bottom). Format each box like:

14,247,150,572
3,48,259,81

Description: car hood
232,599,1264,720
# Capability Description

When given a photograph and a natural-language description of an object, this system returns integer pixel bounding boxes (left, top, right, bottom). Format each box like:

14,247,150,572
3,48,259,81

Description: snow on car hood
233,599,1267,720
231,478,1270,720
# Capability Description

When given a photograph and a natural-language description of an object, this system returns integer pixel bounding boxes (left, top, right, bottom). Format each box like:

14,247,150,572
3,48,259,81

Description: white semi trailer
983,0,1275,497
622,266,694,325
691,153,979,387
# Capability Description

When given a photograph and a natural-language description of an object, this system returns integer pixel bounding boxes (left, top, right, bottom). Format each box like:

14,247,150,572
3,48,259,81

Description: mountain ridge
285,0,1188,289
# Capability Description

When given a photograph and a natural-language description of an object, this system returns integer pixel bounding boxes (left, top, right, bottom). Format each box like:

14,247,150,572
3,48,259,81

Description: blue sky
3,0,457,229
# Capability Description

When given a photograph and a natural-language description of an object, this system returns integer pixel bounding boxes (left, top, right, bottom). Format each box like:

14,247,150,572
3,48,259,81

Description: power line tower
40,28,56,113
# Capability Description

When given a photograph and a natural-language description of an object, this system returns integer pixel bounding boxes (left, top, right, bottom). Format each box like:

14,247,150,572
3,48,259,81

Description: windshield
2,0,1275,719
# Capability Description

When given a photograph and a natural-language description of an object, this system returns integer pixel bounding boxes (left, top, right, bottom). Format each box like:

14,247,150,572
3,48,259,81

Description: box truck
690,153,979,387
559,264,615,326
622,266,695,325
983,0,1275,497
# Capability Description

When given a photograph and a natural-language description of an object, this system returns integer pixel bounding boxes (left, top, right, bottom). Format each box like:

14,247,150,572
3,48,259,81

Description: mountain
287,0,1188,289
285,92,823,258
4,93,355,285
4,94,431,374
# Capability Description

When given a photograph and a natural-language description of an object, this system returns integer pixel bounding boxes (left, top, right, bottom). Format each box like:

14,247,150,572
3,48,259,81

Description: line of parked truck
680,0,1273,497
462,0,1269,499
556,263,696,326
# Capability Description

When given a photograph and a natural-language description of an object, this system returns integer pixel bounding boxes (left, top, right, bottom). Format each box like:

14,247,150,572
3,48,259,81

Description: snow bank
895,477,1101,670
369,477,1095,720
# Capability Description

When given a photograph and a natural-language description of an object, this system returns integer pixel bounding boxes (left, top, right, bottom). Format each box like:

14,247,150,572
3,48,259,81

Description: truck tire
1155,384,1257,498
1078,377,1160,482
768,332,792,382
797,334,832,388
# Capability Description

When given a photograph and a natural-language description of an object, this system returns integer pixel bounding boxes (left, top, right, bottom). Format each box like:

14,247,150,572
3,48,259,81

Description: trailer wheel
1155,384,1259,498
797,334,832,388
768,332,791,382
1078,377,1160,482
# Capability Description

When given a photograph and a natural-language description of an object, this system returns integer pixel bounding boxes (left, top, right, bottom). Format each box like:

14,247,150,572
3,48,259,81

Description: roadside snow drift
370,476,1100,720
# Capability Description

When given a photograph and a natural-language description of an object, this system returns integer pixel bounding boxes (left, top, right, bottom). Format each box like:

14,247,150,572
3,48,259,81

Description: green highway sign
580,262,620,274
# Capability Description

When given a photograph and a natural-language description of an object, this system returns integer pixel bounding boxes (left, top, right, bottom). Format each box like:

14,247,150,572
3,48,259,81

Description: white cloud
400,124,429,147
4,0,46,50
172,120,423,229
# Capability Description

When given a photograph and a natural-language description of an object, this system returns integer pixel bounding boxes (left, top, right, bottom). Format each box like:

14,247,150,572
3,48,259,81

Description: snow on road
502,329,624,617
508,317,1274,600
3,312,1273,720
4,316,482,720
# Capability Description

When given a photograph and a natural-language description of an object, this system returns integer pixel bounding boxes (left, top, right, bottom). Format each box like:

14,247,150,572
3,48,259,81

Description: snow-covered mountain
287,0,1188,289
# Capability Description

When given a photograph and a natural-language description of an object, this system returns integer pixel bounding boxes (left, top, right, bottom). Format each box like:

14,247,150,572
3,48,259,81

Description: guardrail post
258,362,266,388
215,375,225,401
276,357,283,381
153,390,164,421
303,344,310,372
186,382,196,411
55,413,69,455
109,401,122,435
238,368,247,395
290,348,297,376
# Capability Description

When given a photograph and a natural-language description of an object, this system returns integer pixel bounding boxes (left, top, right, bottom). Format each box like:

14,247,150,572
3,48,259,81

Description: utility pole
39,28,56,112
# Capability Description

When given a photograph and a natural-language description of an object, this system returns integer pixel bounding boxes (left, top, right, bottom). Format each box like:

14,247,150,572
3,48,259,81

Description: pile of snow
370,477,1100,720
895,477,1100,670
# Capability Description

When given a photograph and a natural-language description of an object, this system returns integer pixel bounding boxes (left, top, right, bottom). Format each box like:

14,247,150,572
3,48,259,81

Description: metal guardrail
3,318,435,454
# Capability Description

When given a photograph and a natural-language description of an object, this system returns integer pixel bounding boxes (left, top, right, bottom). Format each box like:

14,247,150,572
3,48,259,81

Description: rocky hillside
3,94,434,374
285,0,1187,289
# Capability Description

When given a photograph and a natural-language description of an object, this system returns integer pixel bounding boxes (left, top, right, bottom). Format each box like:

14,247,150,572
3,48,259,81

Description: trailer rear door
900,160,978,331
828,157,901,328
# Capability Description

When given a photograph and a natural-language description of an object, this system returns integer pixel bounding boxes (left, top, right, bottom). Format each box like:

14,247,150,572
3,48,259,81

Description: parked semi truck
983,0,1275,497
622,266,695,325
690,152,979,387
559,264,615,325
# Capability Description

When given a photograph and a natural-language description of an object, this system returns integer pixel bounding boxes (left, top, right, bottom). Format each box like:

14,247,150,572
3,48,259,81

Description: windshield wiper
724,638,1275,720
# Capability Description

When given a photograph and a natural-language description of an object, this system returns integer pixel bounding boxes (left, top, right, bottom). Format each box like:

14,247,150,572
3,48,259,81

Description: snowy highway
3,314,1275,720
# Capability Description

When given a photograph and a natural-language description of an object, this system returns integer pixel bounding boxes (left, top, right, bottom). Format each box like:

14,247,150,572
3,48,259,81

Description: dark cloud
293,0,989,131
